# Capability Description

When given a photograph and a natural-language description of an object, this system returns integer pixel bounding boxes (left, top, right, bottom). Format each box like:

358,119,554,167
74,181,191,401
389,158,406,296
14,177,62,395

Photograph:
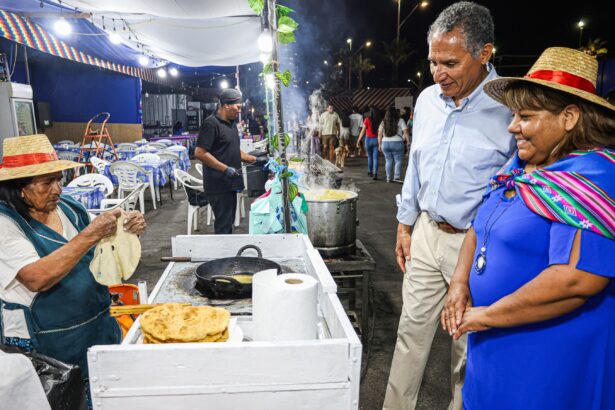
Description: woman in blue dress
441,47,615,409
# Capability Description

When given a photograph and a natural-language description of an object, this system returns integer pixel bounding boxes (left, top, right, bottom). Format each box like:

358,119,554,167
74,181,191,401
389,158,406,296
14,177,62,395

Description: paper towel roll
252,271,319,341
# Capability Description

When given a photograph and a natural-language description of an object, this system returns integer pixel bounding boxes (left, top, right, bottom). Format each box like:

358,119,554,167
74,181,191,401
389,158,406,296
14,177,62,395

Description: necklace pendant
475,252,487,274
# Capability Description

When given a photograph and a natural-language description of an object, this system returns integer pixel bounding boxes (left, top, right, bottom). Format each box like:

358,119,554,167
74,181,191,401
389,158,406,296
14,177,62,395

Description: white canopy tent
51,0,261,67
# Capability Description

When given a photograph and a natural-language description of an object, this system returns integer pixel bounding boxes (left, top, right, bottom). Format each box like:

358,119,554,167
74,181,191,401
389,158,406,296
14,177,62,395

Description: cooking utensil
195,245,282,299
109,303,191,317
305,190,359,256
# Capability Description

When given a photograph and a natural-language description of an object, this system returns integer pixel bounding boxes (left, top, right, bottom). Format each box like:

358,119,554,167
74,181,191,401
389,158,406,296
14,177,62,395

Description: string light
169,67,179,77
157,68,167,78
138,55,150,66
257,29,273,53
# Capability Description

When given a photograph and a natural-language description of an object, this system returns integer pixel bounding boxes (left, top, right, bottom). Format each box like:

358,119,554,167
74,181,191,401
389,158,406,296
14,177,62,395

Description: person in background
172,121,184,135
0,135,146,384
319,103,342,162
349,107,364,158
401,106,412,124
443,46,615,410
356,107,382,179
378,106,409,183
339,111,351,152
384,2,515,409
195,89,263,234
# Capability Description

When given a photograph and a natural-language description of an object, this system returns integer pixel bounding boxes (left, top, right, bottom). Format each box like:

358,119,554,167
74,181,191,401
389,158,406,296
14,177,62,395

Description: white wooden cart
88,234,362,409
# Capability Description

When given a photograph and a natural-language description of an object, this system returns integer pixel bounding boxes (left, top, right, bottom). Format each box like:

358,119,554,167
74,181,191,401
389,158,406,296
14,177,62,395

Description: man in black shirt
195,89,262,234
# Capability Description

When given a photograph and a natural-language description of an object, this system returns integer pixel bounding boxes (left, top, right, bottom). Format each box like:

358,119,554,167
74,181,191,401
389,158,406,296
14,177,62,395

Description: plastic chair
57,139,75,145
90,157,110,174
67,173,114,197
154,139,173,145
148,142,168,149
99,183,147,213
109,162,156,213
175,169,212,234
195,162,203,176
131,153,161,164
158,151,180,189
135,145,159,154
117,142,138,150
57,150,81,182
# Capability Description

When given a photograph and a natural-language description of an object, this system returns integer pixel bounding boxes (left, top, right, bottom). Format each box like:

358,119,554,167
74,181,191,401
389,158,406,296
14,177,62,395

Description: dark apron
0,195,121,378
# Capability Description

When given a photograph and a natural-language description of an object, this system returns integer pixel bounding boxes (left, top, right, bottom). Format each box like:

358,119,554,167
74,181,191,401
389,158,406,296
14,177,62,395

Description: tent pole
267,0,291,233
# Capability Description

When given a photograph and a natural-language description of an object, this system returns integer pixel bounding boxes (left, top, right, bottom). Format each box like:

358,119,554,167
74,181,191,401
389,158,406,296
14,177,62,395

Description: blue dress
463,185,615,409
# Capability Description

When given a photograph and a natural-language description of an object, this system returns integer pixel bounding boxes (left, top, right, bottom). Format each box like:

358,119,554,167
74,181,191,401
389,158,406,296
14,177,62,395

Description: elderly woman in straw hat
0,135,146,379
439,47,615,409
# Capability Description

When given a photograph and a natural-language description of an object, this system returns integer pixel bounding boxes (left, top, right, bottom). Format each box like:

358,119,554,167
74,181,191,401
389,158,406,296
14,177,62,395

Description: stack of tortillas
89,214,141,286
140,304,231,344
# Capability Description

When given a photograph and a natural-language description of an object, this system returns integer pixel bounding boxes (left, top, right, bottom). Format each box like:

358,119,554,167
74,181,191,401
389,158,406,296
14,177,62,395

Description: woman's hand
378,144,383,153
83,208,122,242
453,306,491,340
441,281,473,336
122,211,147,235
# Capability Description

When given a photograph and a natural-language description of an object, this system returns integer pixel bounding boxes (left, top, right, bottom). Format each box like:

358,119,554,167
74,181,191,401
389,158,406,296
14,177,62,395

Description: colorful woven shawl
487,149,615,240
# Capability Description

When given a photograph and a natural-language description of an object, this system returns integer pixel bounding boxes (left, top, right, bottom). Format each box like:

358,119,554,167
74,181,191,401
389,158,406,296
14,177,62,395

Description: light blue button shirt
397,66,516,229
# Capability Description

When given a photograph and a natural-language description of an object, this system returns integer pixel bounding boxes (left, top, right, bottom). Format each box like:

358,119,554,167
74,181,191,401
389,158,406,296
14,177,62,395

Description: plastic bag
0,344,85,410
249,178,308,235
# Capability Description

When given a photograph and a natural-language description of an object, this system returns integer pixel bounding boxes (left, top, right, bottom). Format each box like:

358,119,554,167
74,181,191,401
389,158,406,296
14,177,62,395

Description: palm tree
581,38,608,58
353,56,375,89
382,38,414,85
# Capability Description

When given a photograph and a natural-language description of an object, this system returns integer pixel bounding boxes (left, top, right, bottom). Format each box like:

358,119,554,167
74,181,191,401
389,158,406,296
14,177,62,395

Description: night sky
285,0,614,90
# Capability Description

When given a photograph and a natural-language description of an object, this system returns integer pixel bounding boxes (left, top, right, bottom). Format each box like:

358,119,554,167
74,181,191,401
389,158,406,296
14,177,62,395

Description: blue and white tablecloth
63,186,105,209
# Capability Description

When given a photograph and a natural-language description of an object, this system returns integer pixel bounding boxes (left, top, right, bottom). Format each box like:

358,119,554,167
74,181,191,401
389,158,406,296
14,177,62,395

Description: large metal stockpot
305,190,358,256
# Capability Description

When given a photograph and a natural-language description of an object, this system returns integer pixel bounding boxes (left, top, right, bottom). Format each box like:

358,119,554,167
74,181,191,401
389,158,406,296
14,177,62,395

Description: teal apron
0,195,121,378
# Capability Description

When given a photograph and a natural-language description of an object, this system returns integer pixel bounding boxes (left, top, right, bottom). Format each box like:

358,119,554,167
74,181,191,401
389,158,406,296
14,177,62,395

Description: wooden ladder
77,112,119,174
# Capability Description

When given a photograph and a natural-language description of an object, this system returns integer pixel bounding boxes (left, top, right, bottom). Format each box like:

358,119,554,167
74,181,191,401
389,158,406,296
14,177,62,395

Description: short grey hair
427,1,494,58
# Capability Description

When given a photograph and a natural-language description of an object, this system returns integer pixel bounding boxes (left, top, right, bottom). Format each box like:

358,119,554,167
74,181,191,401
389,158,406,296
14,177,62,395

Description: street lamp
577,20,585,48
354,40,373,90
397,1,428,43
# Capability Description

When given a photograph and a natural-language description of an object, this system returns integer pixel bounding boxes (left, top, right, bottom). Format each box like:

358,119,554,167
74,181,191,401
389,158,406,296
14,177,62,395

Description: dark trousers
207,191,237,234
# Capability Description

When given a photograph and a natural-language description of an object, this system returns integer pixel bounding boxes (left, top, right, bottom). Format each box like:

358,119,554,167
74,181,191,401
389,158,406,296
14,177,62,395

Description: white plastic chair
57,151,81,183
175,169,212,234
89,157,110,174
154,139,173,145
135,145,159,154
67,173,114,197
195,162,203,176
87,183,148,219
148,142,168,149
131,153,161,164
117,142,138,150
158,151,180,189
109,161,156,213
57,139,75,145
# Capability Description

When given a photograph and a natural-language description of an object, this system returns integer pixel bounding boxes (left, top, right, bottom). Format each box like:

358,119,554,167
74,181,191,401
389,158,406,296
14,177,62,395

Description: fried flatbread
140,304,230,343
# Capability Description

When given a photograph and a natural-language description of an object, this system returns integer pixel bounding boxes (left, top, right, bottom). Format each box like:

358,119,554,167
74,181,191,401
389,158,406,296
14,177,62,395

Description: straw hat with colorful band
0,134,83,182
484,47,615,113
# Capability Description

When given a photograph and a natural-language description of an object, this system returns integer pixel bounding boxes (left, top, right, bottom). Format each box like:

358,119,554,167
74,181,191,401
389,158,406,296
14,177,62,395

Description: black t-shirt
197,114,244,194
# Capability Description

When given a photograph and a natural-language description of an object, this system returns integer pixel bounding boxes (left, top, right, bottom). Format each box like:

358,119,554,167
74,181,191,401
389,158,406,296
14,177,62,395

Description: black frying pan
195,245,282,299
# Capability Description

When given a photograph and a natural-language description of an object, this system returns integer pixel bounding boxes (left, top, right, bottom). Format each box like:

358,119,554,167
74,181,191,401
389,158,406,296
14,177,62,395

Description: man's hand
252,157,269,166
224,166,240,178
395,223,412,273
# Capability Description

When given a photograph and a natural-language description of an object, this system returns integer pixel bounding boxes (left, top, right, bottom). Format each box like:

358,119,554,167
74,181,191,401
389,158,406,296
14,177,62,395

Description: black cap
219,89,243,105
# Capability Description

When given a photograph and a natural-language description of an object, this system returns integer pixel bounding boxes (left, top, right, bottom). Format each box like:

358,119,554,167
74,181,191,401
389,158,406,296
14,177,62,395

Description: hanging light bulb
265,73,275,90
138,55,150,66
144,91,149,98
169,67,179,77
109,32,122,44
157,68,167,78
54,18,72,36
220,79,229,89
259,53,271,65
257,29,273,53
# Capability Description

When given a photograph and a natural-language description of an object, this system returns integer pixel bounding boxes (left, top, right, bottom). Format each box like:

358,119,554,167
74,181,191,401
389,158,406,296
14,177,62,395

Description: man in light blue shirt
384,3,516,410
